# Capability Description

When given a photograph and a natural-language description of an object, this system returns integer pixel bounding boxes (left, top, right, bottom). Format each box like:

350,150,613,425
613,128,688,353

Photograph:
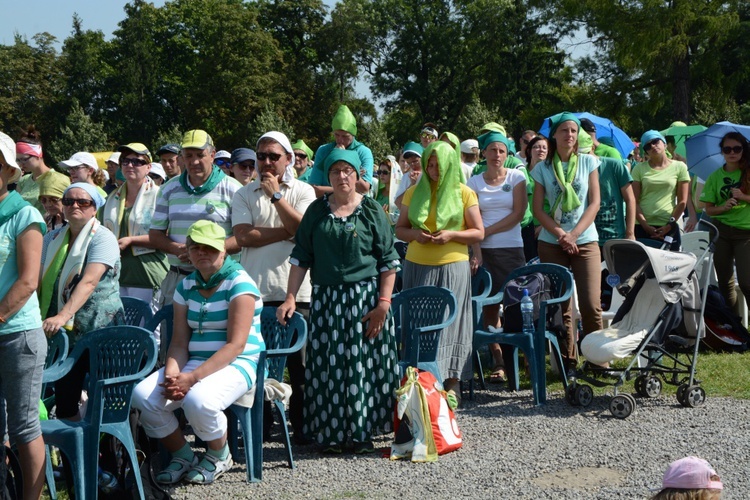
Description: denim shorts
0,328,46,444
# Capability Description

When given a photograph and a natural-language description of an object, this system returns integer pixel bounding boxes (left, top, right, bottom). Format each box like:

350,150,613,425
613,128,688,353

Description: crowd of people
0,103,747,496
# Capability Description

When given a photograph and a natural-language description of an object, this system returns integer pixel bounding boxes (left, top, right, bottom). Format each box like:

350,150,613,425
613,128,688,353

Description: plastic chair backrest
121,296,153,327
45,329,69,373
75,326,157,426
471,266,492,300
259,308,306,381
392,286,457,367
147,304,174,362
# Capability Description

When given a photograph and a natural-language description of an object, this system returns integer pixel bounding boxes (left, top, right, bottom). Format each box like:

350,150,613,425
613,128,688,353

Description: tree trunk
671,52,690,122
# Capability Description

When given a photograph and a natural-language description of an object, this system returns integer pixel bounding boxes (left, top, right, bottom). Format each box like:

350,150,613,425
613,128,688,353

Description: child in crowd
650,456,723,499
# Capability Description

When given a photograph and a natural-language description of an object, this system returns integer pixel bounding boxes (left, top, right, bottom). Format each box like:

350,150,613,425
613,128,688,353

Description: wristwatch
668,216,677,228
271,192,282,204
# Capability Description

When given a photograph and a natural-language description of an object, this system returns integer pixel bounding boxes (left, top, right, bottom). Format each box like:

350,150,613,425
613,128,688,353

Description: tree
46,100,111,164
246,104,296,147
536,0,741,124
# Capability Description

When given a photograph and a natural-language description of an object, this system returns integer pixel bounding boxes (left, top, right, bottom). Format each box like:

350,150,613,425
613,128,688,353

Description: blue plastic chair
41,326,157,500
226,308,307,483
146,304,174,364
469,267,503,395
473,263,572,405
121,296,153,327
43,330,69,500
392,286,457,382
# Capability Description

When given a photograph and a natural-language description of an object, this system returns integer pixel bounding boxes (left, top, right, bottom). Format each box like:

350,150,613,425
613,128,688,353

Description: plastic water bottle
521,289,535,335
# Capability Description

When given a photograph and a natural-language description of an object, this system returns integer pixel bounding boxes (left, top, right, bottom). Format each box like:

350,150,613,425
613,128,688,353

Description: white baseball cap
460,139,479,154
149,162,167,180
107,152,121,164
215,150,231,160
0,132,23,183
59,152,99,171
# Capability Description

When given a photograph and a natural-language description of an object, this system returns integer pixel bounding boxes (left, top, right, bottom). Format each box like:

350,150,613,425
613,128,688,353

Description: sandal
489,366,507,383
185,452,233,485
155,454,199,485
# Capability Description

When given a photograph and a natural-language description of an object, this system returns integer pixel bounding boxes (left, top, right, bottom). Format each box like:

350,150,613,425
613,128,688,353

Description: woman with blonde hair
59,151,108,198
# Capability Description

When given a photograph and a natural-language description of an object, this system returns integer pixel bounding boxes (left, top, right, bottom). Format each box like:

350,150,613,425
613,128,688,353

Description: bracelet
378,297,391,304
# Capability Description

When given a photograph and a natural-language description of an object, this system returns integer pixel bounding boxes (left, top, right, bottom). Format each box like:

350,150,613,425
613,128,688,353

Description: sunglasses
214,159,231,167
721,145,743,155
62,197,95,208
256,152,283,162
377,170,391,176
235,162,255,170
643,139,662,152
121,157,149,167
294,153,308,159
16,155,34,163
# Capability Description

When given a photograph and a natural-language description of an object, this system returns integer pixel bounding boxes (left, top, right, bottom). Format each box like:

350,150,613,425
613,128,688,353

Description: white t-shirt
467,169,526,248
395,171,421,199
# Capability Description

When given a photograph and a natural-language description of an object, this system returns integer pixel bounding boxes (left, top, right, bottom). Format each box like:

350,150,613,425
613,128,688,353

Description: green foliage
152,125,183,154
358,118,394,162
453,97,506,141
246,103,296,147
46,100,111,164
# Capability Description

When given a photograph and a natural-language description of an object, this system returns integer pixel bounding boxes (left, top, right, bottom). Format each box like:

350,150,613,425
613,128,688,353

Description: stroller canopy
603,240,698,304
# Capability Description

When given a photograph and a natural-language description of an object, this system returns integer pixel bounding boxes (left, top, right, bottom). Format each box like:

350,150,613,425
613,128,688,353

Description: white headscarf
257,131,296,184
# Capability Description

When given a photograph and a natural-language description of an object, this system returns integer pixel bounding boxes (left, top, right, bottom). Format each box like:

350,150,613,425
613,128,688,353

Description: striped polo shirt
174,269,265,389
150,173,242,269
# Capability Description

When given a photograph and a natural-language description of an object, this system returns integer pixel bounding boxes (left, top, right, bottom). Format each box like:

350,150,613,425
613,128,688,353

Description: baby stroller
566,221,717,418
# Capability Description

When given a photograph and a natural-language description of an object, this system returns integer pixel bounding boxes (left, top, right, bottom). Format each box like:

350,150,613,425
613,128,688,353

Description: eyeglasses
121,157,149,167
377,170,391,176
67,165,91,172
294,153,307,159
256,152,283,162
328,168,356,178
62,197,95,208
39,196,61,204
643,139,662,152
406,158,421,168
722,145,743,155
16,155,34,163
148,174,163,181
235,161,255,170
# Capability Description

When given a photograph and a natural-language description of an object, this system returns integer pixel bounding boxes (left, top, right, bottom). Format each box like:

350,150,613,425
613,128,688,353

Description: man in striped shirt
149,129,243,304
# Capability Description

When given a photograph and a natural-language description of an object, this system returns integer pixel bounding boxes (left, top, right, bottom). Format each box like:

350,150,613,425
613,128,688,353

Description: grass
487,349,750,399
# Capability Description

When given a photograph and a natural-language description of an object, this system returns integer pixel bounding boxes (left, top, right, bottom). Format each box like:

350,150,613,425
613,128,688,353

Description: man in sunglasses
291,139,314,183
150,129,243,305
232,131,316,443
420,123,439,148
308,105,374,198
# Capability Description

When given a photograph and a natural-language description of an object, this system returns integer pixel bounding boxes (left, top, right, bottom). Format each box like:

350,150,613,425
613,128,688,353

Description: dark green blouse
291,195,400,286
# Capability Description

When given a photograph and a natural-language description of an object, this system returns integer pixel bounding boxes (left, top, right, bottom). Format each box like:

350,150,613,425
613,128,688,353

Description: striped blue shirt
173,269,264,389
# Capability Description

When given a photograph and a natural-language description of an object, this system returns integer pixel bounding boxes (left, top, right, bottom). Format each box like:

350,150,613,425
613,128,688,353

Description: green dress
291,194,401,446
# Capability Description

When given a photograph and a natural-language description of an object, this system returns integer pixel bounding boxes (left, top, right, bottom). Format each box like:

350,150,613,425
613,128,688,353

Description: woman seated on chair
40,182,125,420
132,221,264,485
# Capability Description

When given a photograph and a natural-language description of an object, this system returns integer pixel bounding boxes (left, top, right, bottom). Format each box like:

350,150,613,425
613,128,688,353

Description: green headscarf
477,131,511,152
292,140,314,160
407,141,464,232
331,105,357,136
439,131,464,182
323,148,361,179
480,122,507,136
548,111,581,138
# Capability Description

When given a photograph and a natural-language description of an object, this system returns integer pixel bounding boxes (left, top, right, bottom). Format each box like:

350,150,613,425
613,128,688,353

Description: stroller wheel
683,385,706,408
644,376,662,398
676,383,690,406
609,394,636,419
565,384,579,406
634,375,647,396
574,385,594,407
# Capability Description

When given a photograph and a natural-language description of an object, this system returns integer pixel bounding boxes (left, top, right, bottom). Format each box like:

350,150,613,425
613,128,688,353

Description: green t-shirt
699,166,750,230
118,207,170,288
16,173,44,213
595,158,633,244
632,160,690,226
595,143,622,160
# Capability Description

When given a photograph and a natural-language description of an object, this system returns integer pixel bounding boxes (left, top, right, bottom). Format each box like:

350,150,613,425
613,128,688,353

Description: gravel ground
170,386,750,499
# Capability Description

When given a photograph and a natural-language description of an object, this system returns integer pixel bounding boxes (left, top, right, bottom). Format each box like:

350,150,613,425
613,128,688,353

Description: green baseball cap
181,129,214,150
186,220,226,252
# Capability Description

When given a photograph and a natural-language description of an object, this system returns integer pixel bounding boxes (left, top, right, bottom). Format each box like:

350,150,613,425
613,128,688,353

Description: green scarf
407,141,464,232
190,257,245,291
0,191,32,227
39,231,69,318
178,165,226,195
550,152,581,213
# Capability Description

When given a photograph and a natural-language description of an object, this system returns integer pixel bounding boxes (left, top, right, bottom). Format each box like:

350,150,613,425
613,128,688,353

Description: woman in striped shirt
132,220,264,485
